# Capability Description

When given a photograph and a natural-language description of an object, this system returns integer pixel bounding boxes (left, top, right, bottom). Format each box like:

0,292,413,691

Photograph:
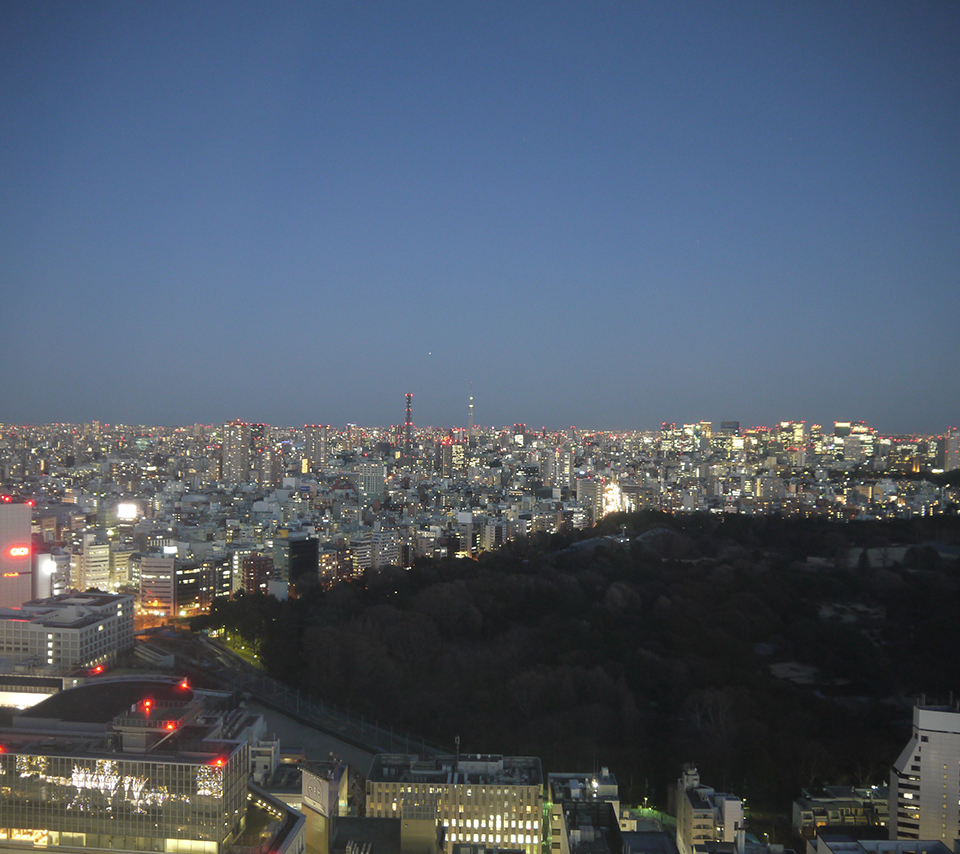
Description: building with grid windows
0,592,133,670
0,676,304,854
890,703,960,841
365,754,543,854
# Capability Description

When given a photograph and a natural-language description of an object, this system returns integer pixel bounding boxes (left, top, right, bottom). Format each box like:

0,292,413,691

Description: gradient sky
2,2,958,434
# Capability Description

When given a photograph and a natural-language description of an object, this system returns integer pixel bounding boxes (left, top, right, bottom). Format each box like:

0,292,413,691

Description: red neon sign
8,546,29,557
2,573,20,578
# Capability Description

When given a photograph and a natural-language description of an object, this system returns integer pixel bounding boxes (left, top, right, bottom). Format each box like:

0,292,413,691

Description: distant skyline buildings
0,412,958,441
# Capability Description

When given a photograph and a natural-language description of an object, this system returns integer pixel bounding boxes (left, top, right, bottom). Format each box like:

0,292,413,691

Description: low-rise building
676,765,743,854
0,591,133,671
366,753,543,854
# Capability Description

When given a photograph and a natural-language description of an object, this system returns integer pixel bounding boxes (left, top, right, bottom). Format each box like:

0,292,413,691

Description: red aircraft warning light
166,722,176,731
179,679,189,690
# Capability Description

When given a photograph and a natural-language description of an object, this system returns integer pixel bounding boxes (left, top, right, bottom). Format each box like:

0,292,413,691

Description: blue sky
2,2,958,433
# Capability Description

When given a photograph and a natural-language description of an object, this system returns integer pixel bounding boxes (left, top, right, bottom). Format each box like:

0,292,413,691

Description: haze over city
2,2,958,433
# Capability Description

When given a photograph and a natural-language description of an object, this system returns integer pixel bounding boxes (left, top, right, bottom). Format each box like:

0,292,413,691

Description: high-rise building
945,427,960,472
358,461,386,505
890,703,960,841
437,437,466,478
304,425,330,472
139,554,176,615
74,532,111,592
0,500,32,608
221,421,251,483
273,531,319,586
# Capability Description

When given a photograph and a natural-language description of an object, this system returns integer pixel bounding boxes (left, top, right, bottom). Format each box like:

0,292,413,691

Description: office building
0,500,33,608
305,425,330,472
890,703,960,841
366,753,543,854
0,591,133,672
0,676,304,854
945,428,960,473
358,462,387,505
548,769,622,854
274,532,319,586
73,533,112,592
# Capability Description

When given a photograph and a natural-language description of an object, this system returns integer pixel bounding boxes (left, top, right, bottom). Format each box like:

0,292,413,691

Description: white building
0,501,33,608
140,554,177,614
366,754,543,854
0,592,134,671
890,703,960,841
676,765,743,854
73,533,112,591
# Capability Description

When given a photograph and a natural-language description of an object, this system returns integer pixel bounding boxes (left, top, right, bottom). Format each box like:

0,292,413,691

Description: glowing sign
8,546,29,557
2,573,20,578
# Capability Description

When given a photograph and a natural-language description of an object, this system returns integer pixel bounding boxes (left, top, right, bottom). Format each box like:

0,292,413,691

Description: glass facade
0,744,247,853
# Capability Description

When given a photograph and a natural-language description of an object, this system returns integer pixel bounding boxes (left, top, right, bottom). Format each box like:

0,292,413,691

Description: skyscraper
221,420,251,482
945,427,960,472
304,424,329,472
0,500,32,608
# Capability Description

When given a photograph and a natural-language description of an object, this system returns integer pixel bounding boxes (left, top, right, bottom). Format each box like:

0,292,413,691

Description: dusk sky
2,2,958,434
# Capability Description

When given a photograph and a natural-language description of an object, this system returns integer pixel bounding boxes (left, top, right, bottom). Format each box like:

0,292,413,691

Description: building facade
0,678,253,853
0,500,33,608
676,765,743,854
366,754,543,854
0,592,133,670
890,703,960,841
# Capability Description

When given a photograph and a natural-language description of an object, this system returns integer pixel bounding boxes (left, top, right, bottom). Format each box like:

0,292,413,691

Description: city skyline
2,3,958,433
1,410,957,442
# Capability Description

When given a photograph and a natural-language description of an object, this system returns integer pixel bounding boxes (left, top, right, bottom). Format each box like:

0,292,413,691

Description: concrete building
0,591,133,671
304,425,330,473
73,533,111,592
359,462,387,505
222,420,252,483
676,766,743,854
792,787,889,840
0,676,305,854
549,769,623,854
0,500,33,608
945,427,960,473
366,753,543,854
808,835,951,854
890,703,960,841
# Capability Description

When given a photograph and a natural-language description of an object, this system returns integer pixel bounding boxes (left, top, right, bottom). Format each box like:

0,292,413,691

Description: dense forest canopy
192,511,960,809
